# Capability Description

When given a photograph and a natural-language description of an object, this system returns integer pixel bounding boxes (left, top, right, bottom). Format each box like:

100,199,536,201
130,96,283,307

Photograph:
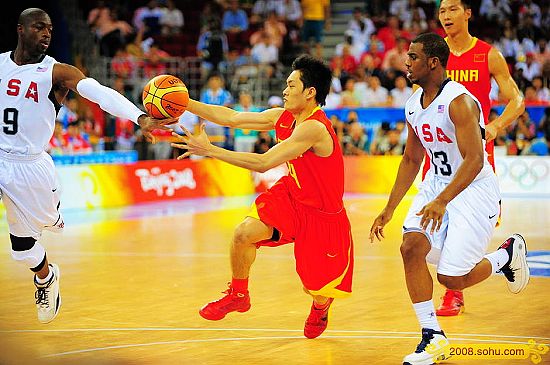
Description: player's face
19,14,53,56
405,43,430,85
282,70,311,112
438,0,471,36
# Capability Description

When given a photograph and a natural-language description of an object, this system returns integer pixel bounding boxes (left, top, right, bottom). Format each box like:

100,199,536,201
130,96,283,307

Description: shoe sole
436,305,464,316
199,304,251,321
39,264,62,324
508,234,530,294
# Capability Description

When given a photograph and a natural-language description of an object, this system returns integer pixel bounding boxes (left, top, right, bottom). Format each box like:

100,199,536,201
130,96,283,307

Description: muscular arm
436,94,485,204
487,47,525,140
186,99,282,131
385,122,425,211
175,120,329,173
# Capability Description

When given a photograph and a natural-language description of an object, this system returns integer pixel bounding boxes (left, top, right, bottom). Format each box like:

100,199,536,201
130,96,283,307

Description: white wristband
76,78,145,125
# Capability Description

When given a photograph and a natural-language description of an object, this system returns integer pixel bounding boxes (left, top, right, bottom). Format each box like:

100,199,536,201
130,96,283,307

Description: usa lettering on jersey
5,79,39,102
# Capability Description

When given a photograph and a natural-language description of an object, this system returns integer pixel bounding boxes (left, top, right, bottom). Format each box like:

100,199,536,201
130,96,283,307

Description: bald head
18,8,49,26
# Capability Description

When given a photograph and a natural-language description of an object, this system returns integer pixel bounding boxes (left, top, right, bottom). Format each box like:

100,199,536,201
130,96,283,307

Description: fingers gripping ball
142,75,189,118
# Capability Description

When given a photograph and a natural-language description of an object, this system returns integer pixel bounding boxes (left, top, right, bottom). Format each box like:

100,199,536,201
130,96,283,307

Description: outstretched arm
486,47,525,141
172,120,328,173
370,122,424,242
186,99,283,131
53,63,177,142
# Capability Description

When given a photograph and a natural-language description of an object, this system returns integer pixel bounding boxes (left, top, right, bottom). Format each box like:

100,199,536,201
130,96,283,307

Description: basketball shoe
498,234,530,294
436,289,464,316
304,298,333,339
199,284,251,321
403,328,450,365
34,263,61,324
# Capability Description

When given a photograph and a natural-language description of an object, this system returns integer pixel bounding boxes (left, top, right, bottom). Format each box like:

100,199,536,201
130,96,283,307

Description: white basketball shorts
403,174,500,276
0,150,64,239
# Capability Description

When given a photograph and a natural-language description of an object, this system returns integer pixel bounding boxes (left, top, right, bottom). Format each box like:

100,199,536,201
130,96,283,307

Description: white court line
41,334,550,358
4,327,547,341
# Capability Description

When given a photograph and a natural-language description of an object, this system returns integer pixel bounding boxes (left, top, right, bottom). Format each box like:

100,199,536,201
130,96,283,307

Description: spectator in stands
282,0,302,25
233,92,261,152
160,0,184,36
301,0,331,58
340,78,361,107
538,107,550,140
516,52,542,82
197,18,229,77
64,121,93,154
533,38,550,68
370,120,391,155
251,0,285,24
222,0,249,50
142,45,168,79
517,15,544,47
251,32,280,78
200,74,233,147
57,98,79,129
524,86,545,106
363,76,389,107
519,0,542,27
401,2,427,31
381,37,408,74
111,47,137,79
507,111,537,155
47,121,67,156
324,85,342,109
496,28,521,60
390,76,413,108
330,115,345,143
253,131,276,154
335,31,364,63
532,76,550,103
134,0,164,38
91,6,134,57
347,7,376,53
377,15,410,53
264,11,287,49
342,121,369,155
200,2,223,33
395,119,408,145
87,0,110,37
479,0,511,23
426,19,446,38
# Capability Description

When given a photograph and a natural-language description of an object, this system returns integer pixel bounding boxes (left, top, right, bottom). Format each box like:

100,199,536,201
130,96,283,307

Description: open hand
369,208,394,243
416,198,447,234
171,123,212,159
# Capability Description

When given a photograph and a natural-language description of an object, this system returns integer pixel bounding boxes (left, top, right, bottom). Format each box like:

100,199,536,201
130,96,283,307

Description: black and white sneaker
403,328,450,365
497,234,530,294
34,263,61,324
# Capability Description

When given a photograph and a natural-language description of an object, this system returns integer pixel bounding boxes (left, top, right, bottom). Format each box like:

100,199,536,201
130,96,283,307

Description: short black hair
459,0,472,9
18,8,48,26
291,54,332,106
412,33,450,67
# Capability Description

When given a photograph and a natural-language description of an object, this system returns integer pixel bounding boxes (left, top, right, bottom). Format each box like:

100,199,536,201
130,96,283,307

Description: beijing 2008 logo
496,159,549,189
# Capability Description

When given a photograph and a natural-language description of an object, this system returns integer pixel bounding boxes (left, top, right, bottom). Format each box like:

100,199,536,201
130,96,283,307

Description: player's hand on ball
171,124,212,159
138,115,179,144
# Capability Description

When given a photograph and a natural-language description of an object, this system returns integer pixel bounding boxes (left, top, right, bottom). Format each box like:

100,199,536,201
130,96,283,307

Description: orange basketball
142,75,189,118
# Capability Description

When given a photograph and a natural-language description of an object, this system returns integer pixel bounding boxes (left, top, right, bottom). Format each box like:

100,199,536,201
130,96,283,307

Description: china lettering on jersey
0,51,57,154
405,80,493,182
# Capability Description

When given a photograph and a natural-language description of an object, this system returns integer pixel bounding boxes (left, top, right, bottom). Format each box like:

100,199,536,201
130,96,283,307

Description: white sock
35,265,53,285
413,300,441,331
484,249,510,273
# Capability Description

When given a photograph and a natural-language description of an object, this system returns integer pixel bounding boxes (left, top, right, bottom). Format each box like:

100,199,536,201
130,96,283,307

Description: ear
307,86,317,101
430,57,440,70
464,7,472,21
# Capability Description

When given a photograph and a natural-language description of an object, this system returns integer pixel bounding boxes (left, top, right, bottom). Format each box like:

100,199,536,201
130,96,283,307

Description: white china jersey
0,51,60,155
405,79,493,182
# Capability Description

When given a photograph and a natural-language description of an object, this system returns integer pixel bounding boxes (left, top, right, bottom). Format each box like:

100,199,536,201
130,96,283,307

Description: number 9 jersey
0,51,59,155
405,79,493,183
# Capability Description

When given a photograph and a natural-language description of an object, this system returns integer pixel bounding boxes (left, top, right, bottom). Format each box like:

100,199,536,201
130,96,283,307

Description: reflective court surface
0,194,549,365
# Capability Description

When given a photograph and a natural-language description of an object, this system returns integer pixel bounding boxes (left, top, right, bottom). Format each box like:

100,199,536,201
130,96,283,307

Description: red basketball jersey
446,37,495,168
275,108,344,213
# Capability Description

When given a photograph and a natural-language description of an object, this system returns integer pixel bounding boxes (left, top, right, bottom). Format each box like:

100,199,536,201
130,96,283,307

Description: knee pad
10,234,46,270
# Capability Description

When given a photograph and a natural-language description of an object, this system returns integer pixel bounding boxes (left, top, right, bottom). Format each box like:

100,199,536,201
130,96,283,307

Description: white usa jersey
405,79,493,182
0,51,60,155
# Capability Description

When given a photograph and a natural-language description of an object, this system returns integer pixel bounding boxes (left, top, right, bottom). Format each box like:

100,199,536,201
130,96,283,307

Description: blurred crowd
49,0,550,160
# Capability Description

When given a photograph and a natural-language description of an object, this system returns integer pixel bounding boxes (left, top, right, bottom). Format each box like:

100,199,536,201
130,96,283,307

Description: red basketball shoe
199,284,251,321
436,289,464,316
304,298,334,339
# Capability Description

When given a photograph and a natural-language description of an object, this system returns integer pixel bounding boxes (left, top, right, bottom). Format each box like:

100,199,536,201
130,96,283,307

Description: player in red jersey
431,0,525,316
172,54,353,339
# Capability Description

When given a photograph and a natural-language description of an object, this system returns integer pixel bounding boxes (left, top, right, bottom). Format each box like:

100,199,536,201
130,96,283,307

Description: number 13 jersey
0,51,59,155
405,79,493,183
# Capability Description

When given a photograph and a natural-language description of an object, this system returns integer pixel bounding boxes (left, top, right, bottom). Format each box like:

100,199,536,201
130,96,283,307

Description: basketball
142,74,189,118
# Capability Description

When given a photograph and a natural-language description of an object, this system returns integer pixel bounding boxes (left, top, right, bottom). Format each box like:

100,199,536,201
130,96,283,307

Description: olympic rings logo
496,158,550,189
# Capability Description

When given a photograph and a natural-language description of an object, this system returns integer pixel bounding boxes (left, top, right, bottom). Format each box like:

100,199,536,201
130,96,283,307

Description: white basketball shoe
34,263,61,324
497,234,530,294
403,328,450,365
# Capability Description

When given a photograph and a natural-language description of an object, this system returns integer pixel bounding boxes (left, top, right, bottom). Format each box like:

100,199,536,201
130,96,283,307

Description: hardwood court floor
0,195,549,365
